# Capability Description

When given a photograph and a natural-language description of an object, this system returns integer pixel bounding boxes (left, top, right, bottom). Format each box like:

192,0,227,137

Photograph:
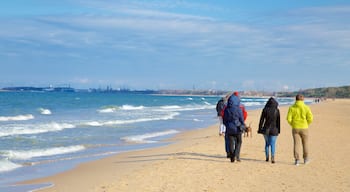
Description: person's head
228,95,240,107
296,94,304,101
233,91,239,96
265,97,278,108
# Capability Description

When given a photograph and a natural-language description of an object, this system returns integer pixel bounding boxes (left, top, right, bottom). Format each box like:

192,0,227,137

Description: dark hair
296,94,304,101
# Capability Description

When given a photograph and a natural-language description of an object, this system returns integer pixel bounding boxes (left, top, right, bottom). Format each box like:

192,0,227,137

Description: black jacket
216,98,225,116
258,97,280,136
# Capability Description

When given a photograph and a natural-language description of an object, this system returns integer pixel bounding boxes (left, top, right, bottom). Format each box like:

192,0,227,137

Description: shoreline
24,99,350,192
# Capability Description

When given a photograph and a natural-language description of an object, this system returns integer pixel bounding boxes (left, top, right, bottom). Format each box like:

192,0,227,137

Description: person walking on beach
216,97,226,136
258,97,280,164
216,96,230,157
287,94,313,166
223,95,245,163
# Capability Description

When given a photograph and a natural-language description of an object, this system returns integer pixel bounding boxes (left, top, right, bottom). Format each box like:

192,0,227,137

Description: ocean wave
97,105,145,113
1,145,85,160
84,112,180,127
97,107,118,113
0,122,76,137
120,105,145,110
121,129,179,143
38,108,52,115
0,114,34,122
156,104,214,112
84,121,104,127
203,101,211,105
160,105,181,109
243,102,265,107
0,158,22,172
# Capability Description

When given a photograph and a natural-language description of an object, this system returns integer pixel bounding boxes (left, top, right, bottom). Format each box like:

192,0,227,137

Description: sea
0,91,302,192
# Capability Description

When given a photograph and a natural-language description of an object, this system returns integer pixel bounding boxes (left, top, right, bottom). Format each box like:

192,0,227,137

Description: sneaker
304,159,310,164
295,160,300,166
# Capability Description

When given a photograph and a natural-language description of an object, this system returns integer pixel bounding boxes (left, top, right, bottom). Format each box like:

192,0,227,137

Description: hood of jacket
265,97,278,109
228,95,240,108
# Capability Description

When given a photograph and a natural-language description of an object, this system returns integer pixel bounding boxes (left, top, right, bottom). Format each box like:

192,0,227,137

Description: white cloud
1,1,349,90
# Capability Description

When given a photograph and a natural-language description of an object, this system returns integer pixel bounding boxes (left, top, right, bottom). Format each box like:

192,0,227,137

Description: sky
1,0,350,91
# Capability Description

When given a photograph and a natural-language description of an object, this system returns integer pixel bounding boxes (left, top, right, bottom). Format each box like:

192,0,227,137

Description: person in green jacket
287,94,313,166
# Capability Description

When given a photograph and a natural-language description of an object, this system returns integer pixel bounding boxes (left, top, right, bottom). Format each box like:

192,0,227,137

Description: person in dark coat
223,95,245,163
216,97,230,157
258,97,280,163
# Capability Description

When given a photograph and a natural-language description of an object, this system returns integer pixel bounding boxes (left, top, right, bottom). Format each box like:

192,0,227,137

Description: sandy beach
26,99,350,192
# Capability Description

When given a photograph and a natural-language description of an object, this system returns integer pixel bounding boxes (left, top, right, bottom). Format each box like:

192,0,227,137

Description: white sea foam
98,105,145,113
109,112,179,125
97,107,117,113
84,121,104,126
203,101,211,105
156,104,214,112
160,105,181,109
0,158,22,172
2,145,85,160
84,112,179,127
243,102,265,107
0,114,34,121
0,122,76,137
121,129,179,143
120,105,144,110
38,108,52,115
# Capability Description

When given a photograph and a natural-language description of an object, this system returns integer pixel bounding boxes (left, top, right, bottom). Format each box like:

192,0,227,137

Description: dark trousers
224,134,230,153
228,134,242,159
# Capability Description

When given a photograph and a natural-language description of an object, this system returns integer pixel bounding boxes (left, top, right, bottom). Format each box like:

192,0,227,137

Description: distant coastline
0,86,230,96
0,86,274,97
1,85,349,98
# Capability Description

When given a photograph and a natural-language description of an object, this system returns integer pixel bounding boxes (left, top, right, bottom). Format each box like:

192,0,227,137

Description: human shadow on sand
114,152,293,165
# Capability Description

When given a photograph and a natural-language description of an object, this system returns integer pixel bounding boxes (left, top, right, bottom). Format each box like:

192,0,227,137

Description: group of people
216,92,313,165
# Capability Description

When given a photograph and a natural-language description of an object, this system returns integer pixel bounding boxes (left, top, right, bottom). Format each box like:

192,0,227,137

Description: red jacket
240,104,248,121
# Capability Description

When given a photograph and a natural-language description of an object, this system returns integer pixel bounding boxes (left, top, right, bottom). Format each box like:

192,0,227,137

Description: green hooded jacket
287,100,313,129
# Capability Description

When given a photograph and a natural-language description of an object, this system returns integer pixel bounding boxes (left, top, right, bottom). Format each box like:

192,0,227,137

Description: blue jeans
264,135,277,158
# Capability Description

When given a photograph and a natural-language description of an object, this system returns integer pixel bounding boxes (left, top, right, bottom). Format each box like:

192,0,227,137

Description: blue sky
1,0,349,91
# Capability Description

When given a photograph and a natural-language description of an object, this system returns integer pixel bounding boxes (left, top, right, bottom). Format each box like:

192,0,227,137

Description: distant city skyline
1,0,349,91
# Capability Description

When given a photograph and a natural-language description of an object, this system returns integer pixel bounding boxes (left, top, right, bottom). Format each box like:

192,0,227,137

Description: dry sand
27,99,350,192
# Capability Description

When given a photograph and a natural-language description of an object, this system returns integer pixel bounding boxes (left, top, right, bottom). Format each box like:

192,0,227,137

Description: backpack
216,98,225,116
224,106,245,134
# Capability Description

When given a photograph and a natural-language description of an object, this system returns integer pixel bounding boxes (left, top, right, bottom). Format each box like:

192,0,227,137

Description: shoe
230,157,235,163
295,160,300,166
266,156,269,162
271,156,275,164
304,159,310,164
226,153,230,158
236,157,241,162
